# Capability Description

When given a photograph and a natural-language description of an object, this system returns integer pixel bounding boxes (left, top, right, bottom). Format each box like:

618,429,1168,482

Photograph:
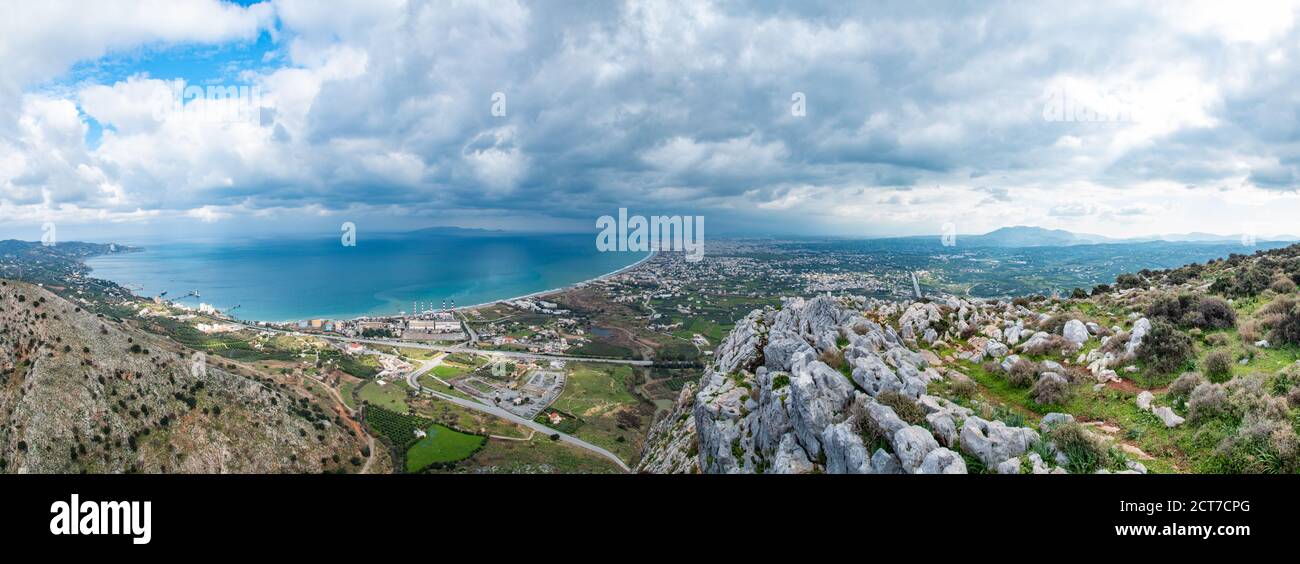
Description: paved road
403,357,630,472
237,322,653,366
413,382,632,473
236,321,635,472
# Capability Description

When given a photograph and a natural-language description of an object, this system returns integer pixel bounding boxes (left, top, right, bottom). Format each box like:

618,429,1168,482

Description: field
358,380,409,413
364,405,484,472
548,363,654,464
405,425,486,472
433,435,623,474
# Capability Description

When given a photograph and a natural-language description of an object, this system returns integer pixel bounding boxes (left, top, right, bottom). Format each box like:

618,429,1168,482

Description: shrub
819,348,845,371
876,390,925,425
1270,277,1297,294
1228,266,1272,298
1116,273,1143,290
1270,300,1300,347
1070,288,1089,299
1203,349,1234,382
1203,333,1230,347
1211,410,1299,474
1006,359,1039,388
1101,331,1130,354
949,373,977,399
851,397,890,452
1030,372,1071,405
1194,297,1236,330
1239,319,1263,343
1091,284,1112,296
1038,314,1070,334
1167,372,1206,404
1187,382,1228,422
1136,321,1194,375
1047,422,1118,474
1147,293,1195,324
1023,334,1070,356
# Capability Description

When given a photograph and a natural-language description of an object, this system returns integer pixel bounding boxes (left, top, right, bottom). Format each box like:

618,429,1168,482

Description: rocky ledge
638,294,1144,474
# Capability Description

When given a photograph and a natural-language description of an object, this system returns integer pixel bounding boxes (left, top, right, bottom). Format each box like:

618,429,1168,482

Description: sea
85,230,649,322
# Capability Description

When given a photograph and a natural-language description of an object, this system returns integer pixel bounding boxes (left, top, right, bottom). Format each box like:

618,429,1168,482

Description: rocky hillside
0,280,365,473
640,244,1300,474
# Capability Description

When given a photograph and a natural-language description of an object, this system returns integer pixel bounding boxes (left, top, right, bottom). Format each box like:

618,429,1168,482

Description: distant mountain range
926,226,1300,248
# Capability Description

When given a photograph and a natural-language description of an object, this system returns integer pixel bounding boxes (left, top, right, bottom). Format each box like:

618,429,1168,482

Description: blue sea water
85,230,648,322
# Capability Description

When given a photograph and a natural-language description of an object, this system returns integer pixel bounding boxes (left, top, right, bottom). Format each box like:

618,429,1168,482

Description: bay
85,230,648,322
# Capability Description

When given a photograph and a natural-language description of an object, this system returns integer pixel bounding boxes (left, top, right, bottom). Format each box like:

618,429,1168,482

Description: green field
339,380,359,410
358,380,409,413
405,424,486,472
548,364,651,464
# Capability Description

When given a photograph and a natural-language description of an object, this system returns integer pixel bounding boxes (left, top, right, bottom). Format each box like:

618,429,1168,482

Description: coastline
90,246,656,323
442,248,656,314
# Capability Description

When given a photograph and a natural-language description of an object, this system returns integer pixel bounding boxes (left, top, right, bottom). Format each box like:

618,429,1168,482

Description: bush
949,373,977,399
851,397,891,452
1006,359,1039,388
1228,266,1272,298
1167,372,1206,404
1210,410,1299,474
1187,382,1228,422
1116,273,1143,290
876,390,925,425
1270,277,1297,294
1136,321,1195,375
819,348,845,372
1030,372,1071,405
1023,334,1070,356
1203,333,1230,347
1270,300,1300,346
1047,422,1119,474
1203,349,1234,382
1147,294,1236,330
1194,297,1236,330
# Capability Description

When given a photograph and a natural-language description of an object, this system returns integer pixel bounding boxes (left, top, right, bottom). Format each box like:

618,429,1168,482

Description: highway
235,321,653,366
234,320,638,472
404,358,631,472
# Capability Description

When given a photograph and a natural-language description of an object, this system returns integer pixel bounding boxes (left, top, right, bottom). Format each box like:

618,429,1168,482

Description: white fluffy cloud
3,0,1300,238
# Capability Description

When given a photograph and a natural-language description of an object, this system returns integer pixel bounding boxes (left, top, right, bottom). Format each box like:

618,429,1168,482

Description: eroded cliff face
0,281,364,473
638,294,1087,474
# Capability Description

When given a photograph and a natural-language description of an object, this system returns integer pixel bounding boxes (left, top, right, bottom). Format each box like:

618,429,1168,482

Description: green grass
548,364,648,463
404,424,486,472
358,380,409,413
432,364,467,378
339,380,359,410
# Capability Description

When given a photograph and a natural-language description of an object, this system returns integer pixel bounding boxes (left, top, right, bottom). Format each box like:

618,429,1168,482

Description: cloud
3,0,1300,238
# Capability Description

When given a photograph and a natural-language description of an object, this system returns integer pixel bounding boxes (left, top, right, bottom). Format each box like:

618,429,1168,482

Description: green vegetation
365,405,484,472
547,363,650,464
358,380,409,413
404,425,486,472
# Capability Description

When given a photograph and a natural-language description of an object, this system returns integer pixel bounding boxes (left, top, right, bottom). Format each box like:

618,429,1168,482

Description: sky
2,0,1300,242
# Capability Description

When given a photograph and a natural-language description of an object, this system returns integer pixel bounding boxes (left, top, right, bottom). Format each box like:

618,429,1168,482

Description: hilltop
0,280,367,473
640,243,1300,474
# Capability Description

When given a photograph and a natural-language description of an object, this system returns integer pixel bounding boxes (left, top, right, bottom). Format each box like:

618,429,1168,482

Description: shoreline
93,248,656,324
440,248,656,314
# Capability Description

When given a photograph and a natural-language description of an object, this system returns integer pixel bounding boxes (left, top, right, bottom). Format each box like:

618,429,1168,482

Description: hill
0,280,367,473
640,243,1300,474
